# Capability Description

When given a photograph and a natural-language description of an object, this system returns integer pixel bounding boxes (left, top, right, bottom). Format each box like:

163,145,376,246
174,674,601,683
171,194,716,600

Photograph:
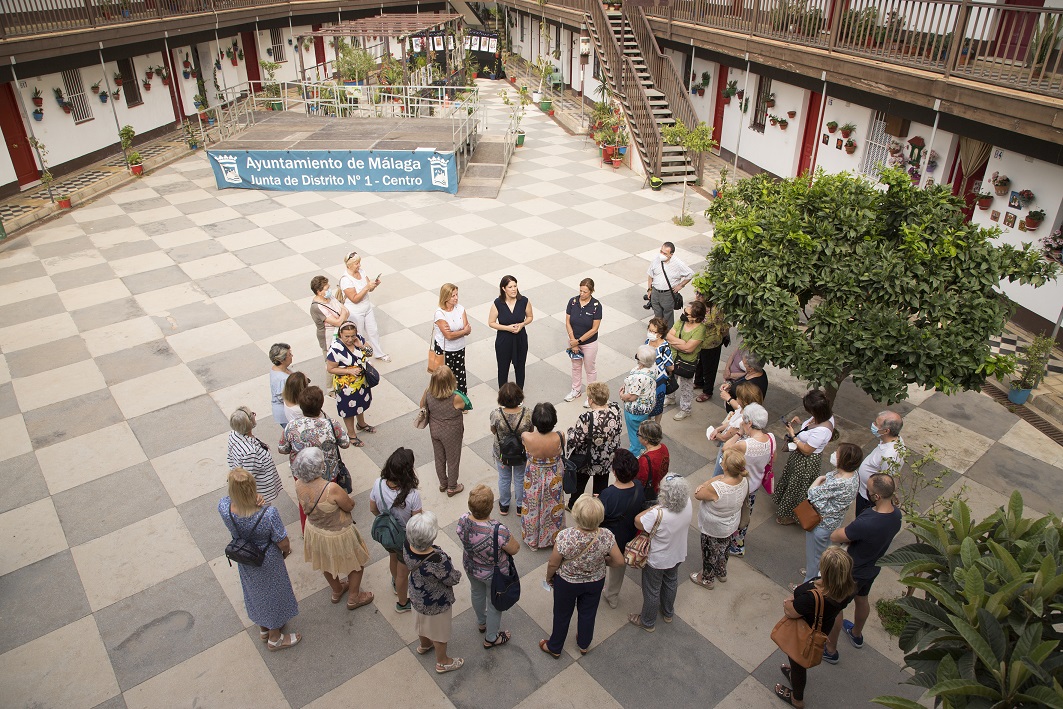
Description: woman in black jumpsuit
489,275,534,388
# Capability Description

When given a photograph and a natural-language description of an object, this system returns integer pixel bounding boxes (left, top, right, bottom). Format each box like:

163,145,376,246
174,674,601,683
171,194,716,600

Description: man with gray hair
855,410,904,515
645,242,693,330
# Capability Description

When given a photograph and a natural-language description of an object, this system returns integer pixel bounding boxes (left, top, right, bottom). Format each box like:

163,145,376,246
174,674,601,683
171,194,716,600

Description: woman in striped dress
227,406,283,504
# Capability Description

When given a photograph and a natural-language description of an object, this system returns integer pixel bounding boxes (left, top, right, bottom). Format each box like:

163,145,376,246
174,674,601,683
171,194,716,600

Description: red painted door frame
0,84,39,186
950,153,987,222
711,67,728,154
242,31,261,86
797,90,822,176
313,24,326,69
162,48,185,122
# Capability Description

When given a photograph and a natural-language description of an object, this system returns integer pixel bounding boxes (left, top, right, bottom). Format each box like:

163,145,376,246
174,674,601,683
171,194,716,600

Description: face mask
738,360,747,372
871,422,880,437
829,451,838,467
647,331,656,340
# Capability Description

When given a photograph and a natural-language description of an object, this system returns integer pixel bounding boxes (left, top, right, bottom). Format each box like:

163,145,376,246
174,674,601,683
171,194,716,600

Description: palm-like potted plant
1007,334,1053,404
974,190,994,210
840,121,856,138
721,79,737,105
32,87,44,107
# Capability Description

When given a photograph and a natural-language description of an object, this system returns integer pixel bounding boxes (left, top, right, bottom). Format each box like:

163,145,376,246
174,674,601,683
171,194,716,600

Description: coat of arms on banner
429,155,449,189
212,154,241,184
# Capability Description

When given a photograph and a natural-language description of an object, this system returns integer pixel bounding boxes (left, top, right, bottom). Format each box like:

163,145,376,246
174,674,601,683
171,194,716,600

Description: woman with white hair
722,402,775,556
292,448,373,610
629,473,693,632
619,345,658,458
227,406,282,504
541,494,625,657
268,342,295,434
405,511,464,674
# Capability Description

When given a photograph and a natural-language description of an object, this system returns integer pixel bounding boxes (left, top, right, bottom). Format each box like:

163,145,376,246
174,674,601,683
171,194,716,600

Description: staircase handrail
627,5,702,175
620,52,662,177
586,0,627,99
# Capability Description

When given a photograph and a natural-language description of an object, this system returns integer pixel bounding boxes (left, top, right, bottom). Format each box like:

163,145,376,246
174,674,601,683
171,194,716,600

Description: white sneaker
564,389,582,402
664,395,676,407
583,399,590,408
673,410,691,421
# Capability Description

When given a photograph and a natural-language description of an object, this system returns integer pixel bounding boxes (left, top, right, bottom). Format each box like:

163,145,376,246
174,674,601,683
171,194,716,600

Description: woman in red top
635,420,668,503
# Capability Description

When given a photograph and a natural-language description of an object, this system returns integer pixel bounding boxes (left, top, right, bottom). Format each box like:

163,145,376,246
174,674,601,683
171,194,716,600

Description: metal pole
731,55,750,180
98,45,128,169
922,98,941,189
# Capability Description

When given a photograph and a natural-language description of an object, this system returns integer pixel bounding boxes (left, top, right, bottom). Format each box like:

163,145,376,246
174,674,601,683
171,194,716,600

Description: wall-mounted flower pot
778,121,788,130
231,57,239,66
721,96,731,105
33,111,43,121
1025,216,1043,230
787,110,796,118
183,70,191,79
61,103,72,114
32,97,44,107
976,197,993,210
826,124,836,133
145,70,153,80
114,78,123,87
736,90,744,99
162,77,171,86
697,88,705,96
766,99,775,108
845,144,857,154
841,130,852,139
994,185,1009,196
99,93,109,103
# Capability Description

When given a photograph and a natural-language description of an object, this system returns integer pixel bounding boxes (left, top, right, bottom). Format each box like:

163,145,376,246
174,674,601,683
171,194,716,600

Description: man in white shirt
645,242,694,330
856,410,904,515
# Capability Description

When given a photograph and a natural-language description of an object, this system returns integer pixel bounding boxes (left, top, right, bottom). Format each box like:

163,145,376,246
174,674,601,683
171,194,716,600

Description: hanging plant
145,68,153,80
1017,189,1035,206
112,89,120,99
142,78,151,91
238,49,244,60
90,81,101,94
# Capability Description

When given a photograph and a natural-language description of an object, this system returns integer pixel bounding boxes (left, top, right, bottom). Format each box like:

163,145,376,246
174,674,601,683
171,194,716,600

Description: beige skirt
415,606,454,643
303,522,370,578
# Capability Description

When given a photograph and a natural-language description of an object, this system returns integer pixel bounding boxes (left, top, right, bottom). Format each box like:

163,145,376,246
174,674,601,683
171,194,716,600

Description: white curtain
958,137,991,177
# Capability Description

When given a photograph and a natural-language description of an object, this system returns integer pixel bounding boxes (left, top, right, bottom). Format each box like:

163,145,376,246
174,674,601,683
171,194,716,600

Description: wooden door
994,0,1045,63
711,67,728,155
0,84,39,186
242,32,261,85
313,24,326,69
797,91,821,176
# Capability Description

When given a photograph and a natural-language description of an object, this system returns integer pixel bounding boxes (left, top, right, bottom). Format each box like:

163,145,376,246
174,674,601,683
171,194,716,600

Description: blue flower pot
1008,387,1031,405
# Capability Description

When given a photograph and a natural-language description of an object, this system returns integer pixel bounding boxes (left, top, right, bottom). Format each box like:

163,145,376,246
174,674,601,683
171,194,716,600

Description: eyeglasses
664,474,680,481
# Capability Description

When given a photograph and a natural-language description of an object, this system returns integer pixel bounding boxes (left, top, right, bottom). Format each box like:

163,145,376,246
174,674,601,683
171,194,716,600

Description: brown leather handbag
794,499,822,531
770,588,828,668
427,325,445,373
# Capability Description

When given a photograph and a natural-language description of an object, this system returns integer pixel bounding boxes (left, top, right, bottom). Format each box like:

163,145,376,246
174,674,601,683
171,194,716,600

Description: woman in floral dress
326,322,374,447
521,402,566,549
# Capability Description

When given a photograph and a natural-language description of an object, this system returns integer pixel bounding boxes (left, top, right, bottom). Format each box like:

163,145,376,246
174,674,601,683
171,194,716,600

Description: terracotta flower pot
57,198,72,209
976,197,992,210
612,157,622,169
33,97,44,107
827,125,836,133
845,145,856,154
131,164,144,176
787,110,796,118
841,129,852,138
994,185,1009,196
602,145,615,160
722,96,731,105
1025,217,1042,230
766,99,775,107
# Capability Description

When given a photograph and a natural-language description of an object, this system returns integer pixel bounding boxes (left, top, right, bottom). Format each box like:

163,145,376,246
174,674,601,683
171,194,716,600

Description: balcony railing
646,0,1063,98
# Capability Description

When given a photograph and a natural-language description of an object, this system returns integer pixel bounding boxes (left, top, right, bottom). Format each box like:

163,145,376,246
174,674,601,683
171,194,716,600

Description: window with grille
61,69,94,124
859,111,890,179
270,28,287,62
116,58,142,107
751,77,772,133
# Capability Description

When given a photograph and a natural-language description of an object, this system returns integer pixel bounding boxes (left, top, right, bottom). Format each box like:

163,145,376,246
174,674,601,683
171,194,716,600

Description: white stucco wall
813,98,875,176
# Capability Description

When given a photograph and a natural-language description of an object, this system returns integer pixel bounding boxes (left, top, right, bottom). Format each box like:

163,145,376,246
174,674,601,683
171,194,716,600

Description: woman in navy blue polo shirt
564,278,603,407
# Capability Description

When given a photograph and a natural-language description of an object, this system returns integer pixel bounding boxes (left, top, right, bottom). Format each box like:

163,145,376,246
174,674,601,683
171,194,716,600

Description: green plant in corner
258,60,281,97
118,124,135,152
871,491,1063,709
874,597,910,637
661,119,717,228
1011,334,1053,392
1030,15,1063,69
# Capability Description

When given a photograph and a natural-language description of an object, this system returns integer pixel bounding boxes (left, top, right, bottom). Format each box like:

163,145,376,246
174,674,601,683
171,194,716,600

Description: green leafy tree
697,167,1059,404
661,119,716,227
872,492,1063,709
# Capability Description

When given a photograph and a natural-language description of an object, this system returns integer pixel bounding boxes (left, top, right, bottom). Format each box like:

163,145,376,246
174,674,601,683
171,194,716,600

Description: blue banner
206,149,457,194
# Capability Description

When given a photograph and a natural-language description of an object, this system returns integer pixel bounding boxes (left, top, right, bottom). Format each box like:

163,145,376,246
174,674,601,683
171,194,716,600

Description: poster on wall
471,36,481,51
1003,212,1016,228
448,35,454,50
487,37,498,53
464,35,471,49
413,37,424,52
207,150,458,195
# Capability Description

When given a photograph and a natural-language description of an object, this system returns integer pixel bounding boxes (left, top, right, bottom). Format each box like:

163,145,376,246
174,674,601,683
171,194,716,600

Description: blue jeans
640,562,680,628
805,524,834,581
496,458,525,509
711,445,724,478
468,575,503,642
624,409,648,458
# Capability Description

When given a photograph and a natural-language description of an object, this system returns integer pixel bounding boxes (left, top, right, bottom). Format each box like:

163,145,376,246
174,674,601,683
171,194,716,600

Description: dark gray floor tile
53,462,172,546
0,293,63,328
234,302,309,343
121,266,191,295
100,240,161,262
96,564,243,691
172,198,226,216
49,262,118,291
0,259,47,282
189,343,270,393
0,451,49,514
152,301,228,336
0,550,91,655
0,381,18,419
24,388,125,449
426,604,574,709
255,587,405,708
234,241,296,266
355,408,438,471
177,488,232,560
71,296,147,333
751,646,922,706
91,694,128,709
127,395,230,458
80,215,138,233
300,246,340,269
94,339,182,386
34,236,96,259
264,218,320,239
585,609,747,708
203,217,260,237
376,245,437,270
165,238,228,264
919,389,1018,441
274,272,323,301
965,442,1063,513
831,379,917,427
140,216,197,236
196,267,267,298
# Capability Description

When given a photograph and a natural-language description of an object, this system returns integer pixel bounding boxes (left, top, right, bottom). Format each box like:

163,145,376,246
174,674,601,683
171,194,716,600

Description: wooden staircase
586,4,699,183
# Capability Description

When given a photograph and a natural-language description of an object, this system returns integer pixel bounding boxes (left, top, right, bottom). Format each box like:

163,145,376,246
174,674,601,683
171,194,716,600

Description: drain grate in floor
982,383,1063,448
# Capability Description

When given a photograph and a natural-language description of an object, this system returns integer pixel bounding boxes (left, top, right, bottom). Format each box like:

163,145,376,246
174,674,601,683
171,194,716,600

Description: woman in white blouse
772,390,835,525
339,251,390,363
434,283,471,394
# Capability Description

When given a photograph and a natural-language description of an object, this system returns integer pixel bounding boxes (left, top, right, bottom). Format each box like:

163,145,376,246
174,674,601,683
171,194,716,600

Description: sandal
478,624,487,634
780,665,791,682
446,483,465,497
331,581,350,604
440,485,447,493
259,629,269,642
539,639,561,658
483,631,511,649
436,657,464,674
774,684,800,706
357,423,376,433
628,613,655,632
416,643,433,655
347,591,374,610
690,572,715,589
350,437,365,447
376,354,391,363
267,632,301,651
695,393,711,403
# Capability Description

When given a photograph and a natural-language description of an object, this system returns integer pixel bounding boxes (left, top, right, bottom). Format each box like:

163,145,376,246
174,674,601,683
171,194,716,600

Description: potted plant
498,85,532,147
974,191,994,209
113,71,123,87
57,194,72,209
61,102,72,114
90,81,101,95
238,49,244,61
335,45,376,85
1007,334,1053,404
826,120,838,133
190,69,198,79
160,69,170,86
736,88,745,100
1026,208,1046,230
844,138,857,154
769,114,778,126
145,67,153,80
33,107,44,121
786,109,796,118
778,117,789,130
182,53,191,69
888,139,903,155
128,152,144,176
722,79,737,105
32,87,43,107
701,71,711,89
184,122,199,150
100,91,109,103
111,90,120,100
1041,228,1063,262
53,87,65,105
990,171,1010,196
840,121,856,138
649,175,664,191
1017,188,1035,206
142,78,151,91
765,91,775,108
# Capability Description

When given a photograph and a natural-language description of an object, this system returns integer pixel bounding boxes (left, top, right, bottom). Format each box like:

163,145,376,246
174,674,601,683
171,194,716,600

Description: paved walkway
0,79,1060,709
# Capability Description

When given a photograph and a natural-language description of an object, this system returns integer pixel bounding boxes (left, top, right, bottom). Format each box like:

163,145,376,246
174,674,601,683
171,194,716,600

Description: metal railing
646,0,1063,98
621,52,662,176
627,6,700,175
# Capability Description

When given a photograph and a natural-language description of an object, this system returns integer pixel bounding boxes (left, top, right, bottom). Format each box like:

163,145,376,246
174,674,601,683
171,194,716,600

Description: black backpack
497,408,527,466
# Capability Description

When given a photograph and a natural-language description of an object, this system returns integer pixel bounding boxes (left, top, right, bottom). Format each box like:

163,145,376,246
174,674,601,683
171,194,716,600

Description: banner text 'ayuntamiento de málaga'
207,149,458,194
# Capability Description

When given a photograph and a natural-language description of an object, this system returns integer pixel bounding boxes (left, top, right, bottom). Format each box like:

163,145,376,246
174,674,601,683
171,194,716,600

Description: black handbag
674,357,697,379
327,418,354,493
224,507,270,567
665,373,680,395
562,414,594,493
363,360,380,388
662,262,684,311
490,523,521,611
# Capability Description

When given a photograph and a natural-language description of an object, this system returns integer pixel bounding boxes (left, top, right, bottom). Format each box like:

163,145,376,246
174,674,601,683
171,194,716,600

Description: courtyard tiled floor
0,80,1060,709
